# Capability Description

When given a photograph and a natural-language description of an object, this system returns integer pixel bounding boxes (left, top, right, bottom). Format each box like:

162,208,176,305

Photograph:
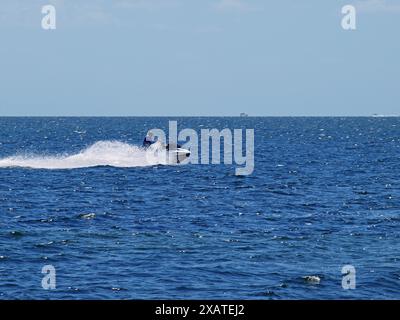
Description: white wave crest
0,141,169,169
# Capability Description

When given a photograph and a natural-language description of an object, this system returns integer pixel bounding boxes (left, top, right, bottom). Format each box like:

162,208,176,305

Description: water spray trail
0,141,168,169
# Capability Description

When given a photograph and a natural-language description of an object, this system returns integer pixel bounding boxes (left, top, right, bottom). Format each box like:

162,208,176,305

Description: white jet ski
165,143,191,164
147,141,191,164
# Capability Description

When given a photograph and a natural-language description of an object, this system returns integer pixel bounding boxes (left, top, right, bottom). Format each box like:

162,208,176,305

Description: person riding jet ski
142,131,191,163
142,131,157,148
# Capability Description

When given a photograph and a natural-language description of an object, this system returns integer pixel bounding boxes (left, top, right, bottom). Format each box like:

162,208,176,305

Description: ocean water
0,117,399,299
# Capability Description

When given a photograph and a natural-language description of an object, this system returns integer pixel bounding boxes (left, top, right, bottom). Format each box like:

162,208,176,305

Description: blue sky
0,0,399,116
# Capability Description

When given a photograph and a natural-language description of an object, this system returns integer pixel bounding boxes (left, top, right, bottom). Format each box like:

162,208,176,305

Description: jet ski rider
143,131,158,148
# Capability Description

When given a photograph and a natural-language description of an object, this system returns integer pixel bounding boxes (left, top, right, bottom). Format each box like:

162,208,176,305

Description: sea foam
0,141,168,169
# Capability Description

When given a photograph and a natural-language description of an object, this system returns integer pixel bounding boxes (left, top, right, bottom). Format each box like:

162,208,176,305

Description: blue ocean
0,117,399,299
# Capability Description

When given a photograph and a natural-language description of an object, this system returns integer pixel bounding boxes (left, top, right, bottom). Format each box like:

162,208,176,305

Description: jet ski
146,141,191,164
165,143,191,164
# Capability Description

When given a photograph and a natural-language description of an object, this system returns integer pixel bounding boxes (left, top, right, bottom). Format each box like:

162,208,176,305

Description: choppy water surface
0,117,399,299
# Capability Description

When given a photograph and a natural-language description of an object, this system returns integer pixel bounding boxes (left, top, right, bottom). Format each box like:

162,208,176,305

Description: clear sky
0,0,399,116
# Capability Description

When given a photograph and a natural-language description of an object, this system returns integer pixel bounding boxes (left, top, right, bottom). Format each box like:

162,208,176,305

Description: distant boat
240,113,248,117
372,113,399,117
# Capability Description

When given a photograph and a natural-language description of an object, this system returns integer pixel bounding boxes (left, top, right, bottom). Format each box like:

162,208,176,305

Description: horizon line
0,115,399,118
